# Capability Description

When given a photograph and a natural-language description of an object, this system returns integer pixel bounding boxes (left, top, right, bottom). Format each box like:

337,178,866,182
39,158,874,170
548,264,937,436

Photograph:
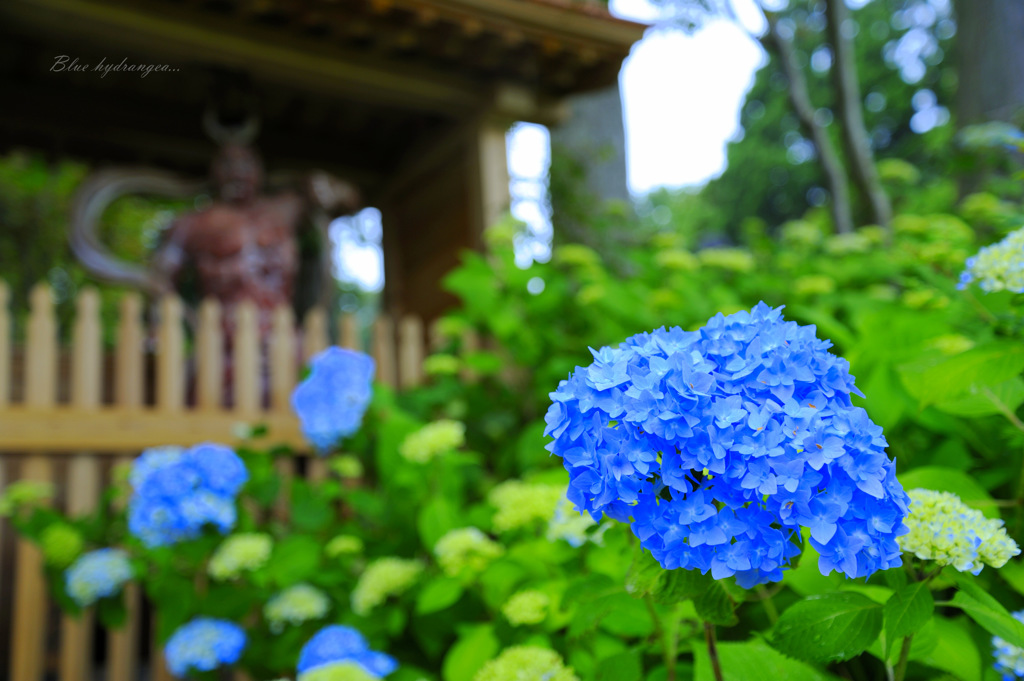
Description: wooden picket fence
0,281,441,681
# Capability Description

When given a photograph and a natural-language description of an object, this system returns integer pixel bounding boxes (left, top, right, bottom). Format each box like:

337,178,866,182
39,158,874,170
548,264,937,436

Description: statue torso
178,193,303,311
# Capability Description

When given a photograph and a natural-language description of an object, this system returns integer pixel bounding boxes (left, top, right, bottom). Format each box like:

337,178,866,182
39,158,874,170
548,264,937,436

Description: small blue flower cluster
127,443,248,548
298,625,398,679
64,548,133,607
165,617,247,677
292,348,376,452
958,227,1024,294
545,303,910,586
993,611,1024,680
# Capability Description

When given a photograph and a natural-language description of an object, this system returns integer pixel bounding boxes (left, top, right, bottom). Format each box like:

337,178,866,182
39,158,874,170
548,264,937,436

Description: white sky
334,0,768,288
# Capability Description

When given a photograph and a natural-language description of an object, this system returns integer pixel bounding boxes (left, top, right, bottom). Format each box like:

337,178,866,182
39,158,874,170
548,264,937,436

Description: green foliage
771,592,884,663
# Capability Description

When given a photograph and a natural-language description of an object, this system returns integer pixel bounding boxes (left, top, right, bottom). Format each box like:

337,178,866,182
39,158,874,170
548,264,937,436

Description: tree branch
824,0,892,230
761,14,855,234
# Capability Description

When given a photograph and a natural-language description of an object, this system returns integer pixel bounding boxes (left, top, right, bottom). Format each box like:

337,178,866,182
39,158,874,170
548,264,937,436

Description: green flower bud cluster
433,527,504,577
208,533,272,581
298,661,377,681
899,489,1020,574
0,480,54,516
399,420,466,464
488,481,564,533
351,557,423,616
40,523,84,568
264,583,330,633
326,534,364,558
501,590,549,626
474,646,579,681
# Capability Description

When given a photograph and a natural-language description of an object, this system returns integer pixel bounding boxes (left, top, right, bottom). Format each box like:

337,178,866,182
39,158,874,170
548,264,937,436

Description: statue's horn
203,107,260,146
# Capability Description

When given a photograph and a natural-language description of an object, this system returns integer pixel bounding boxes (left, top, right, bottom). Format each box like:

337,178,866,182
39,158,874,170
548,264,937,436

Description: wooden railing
0,282,435,681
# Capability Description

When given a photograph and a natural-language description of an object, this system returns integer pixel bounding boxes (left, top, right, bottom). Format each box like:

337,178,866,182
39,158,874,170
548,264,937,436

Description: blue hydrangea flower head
291,347,376,452
544,303,910,586
65,548,133,607
958,227,1024,293
993,611,1024,680
127,443,247,547
298,625,397,678
164,617,246,677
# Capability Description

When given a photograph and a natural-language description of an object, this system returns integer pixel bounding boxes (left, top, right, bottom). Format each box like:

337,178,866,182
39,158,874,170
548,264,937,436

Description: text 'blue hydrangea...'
544,303,910,586
291,347,376,452
127,443,248,548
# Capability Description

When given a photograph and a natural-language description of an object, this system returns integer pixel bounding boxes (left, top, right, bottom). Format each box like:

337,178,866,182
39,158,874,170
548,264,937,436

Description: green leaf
96,592,127,629
898,466,999,518
770,592,883,663
918,617,981,681
625,546,736,623
264,535,322,587
694,640,840,681
596,650,642,681
934,377,1024,417
416,577,464,615
290,479,333,532
883,583,934,655
442,624,499,681
999,560,1024,597
624,545,665,599
898,341,1024,407
418,496,460,549
947,589,1024,648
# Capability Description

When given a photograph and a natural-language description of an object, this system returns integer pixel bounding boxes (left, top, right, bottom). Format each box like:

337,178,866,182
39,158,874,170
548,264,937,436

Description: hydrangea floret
474,646,579,681
264,583,330,633
127,443,248,548
351,558,424,616
297,625,397,679
957,227,1024,293
164,617,246,678
208,533,273,580
292,347,375,452
488,481,565,533
545,303,910,586
899,489,1020,573
993,611,1024,680
501,590,549,626
399,420,466,463
65,548,133,607
433,527,504,577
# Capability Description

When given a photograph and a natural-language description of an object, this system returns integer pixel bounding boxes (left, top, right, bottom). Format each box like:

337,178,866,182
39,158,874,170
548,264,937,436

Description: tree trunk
825,0,892,230
763,15,854,235
955,0,1024,125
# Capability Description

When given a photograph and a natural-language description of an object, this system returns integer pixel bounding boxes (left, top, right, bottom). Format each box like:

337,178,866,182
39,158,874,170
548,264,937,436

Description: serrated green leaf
596,650,642,681
934,377,1024,417
416,577,464,615
442,624,499,681
771,592,883,663
694,640,841,681
883,582,934,655
918,617,981,681
947,589,1024,648
898,341,1024,407
624,546,665,599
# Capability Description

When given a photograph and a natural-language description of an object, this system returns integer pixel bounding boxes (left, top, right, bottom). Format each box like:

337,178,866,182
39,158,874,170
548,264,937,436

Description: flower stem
704,621,724,681
756,585,779,624
893,634,914,681
645,597,679,681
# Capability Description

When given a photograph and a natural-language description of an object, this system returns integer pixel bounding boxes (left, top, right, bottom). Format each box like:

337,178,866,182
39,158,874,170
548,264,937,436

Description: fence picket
303,308,329,481
60,289,103,681
11,283,57,681
115,293,144,408
339,313,360,351
197,299,223,411
270,305,297,520
372,315,397,388
156,295,185,412
234,300,260,415
399,316,424,389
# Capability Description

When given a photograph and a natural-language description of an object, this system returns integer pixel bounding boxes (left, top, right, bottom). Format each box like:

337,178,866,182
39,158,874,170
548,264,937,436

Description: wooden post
11,283,57,681
108,293,144,681
60,289,103,681
468,118,511,242
338,313,360,351
270,305,297,521
372,315,397,388
196,299,223,411
233,300,259,417
398,315,424,389
156,295,185,413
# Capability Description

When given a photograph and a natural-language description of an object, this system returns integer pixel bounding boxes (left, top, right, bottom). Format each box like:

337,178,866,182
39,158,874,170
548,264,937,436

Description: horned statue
70,109,361,337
